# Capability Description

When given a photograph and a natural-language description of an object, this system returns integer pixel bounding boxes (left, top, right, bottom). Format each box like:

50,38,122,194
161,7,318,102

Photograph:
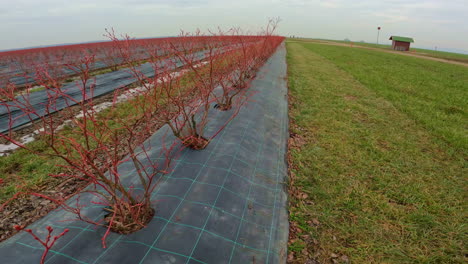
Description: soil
182,135,209,150
0,177,88,241
104,207,155,234
214,103,232,111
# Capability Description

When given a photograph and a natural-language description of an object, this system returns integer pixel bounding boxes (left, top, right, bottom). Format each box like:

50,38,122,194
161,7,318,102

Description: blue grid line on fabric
151,216,274,254
228,116,266,263
46,224,95,232
2,46,288,264
185,118,256,263
91,232,121,264
44,209,278,255
17,242,89,264
131,181,277,210
176,160,281,192
40,115,256,264
38,150,191,263
90,147,194,263
154,194,276,230
137,120,240,264
158,175,277,209
40,144,193,264
120,240,207,264
123,180,281,210
43,212,106,264
149,151,282,190
47,213,279,256
266,67,287,263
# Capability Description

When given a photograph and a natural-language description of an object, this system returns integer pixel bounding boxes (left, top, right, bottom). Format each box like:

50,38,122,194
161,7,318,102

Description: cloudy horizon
1,0,467,53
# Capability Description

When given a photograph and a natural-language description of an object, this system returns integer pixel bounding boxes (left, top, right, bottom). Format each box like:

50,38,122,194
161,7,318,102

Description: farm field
0,27,286,242
286,41,467,263
2,0,467,263
0,36,269,133
0,42,290,264
0,36,180,88
0,25,293,263
1,29,466,263
297,38,468,64
0,34,279,201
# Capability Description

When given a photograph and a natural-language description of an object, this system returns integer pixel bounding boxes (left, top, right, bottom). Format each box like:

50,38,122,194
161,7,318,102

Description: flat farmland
0,33,285,248
297,38,468,64
286,40,467,263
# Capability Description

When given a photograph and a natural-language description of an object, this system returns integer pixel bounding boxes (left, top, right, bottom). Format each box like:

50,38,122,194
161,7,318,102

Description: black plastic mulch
0,51,204,134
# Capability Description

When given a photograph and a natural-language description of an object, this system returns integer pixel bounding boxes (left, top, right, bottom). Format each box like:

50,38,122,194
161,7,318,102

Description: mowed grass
286,41,467,263
299,38,468,64
0,140,61,202
411,48,468,63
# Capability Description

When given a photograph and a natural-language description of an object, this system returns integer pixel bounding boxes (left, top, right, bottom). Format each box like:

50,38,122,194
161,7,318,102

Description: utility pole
377,26,381,44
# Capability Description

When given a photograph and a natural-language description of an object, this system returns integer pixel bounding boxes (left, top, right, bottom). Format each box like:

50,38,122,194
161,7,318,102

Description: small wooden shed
389,36,414,51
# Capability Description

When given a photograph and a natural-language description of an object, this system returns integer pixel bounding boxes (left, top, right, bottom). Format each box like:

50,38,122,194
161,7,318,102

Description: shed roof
389,36,414,43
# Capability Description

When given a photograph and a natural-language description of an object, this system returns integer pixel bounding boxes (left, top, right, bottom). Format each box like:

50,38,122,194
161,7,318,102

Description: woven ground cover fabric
0,43,289,264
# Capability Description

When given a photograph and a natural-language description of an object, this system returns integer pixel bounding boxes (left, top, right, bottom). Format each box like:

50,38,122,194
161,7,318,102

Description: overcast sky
1,0,467,52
